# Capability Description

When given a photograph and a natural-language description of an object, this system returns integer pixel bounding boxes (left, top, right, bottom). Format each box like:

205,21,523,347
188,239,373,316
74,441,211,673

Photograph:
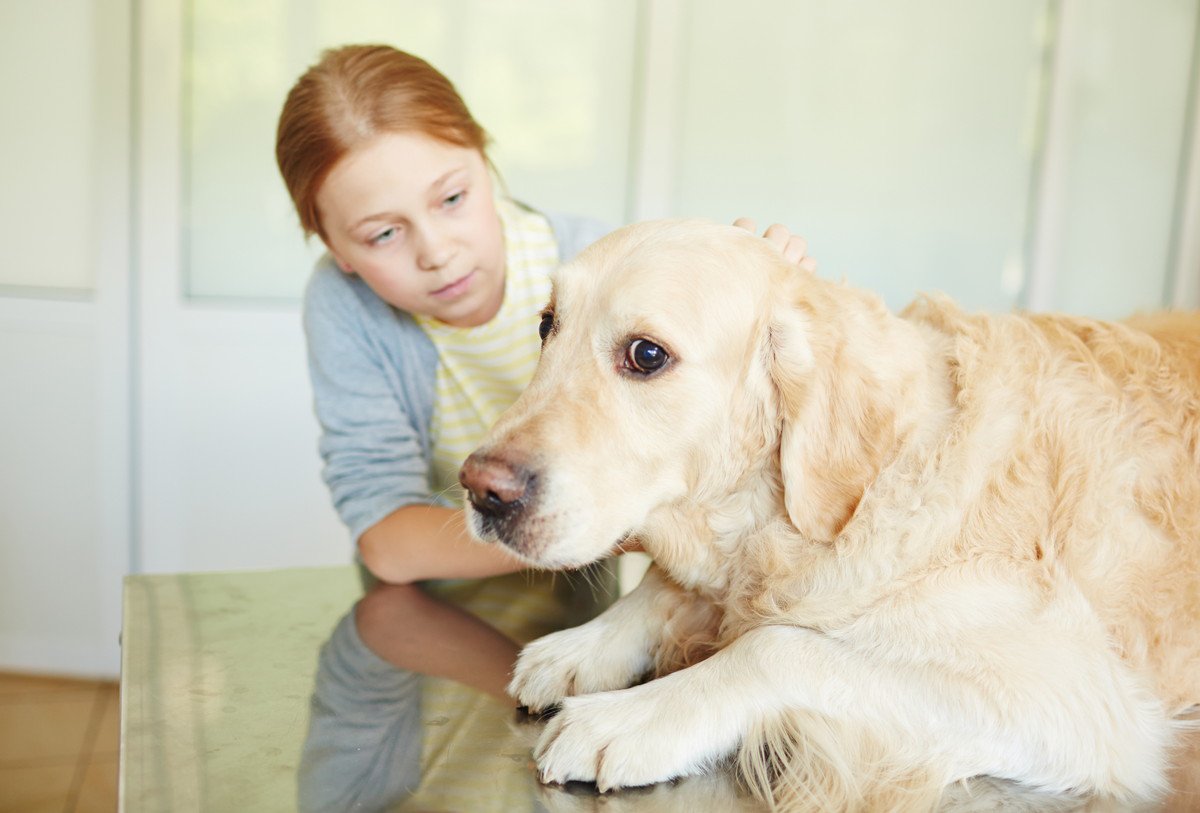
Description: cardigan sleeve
303,260,437,543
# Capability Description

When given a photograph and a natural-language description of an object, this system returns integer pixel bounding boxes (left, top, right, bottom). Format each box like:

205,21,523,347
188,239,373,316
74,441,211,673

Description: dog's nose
459,453,533,519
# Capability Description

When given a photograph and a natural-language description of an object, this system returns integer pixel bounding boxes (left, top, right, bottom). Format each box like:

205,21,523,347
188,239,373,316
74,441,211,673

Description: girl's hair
275,44,490,240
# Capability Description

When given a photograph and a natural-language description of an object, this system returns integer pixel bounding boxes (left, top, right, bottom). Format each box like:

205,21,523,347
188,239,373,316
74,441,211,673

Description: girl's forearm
357,504,528,584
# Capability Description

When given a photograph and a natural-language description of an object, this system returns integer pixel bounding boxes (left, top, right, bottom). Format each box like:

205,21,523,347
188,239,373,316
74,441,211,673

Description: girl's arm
357,504,527,584
354,506,530,707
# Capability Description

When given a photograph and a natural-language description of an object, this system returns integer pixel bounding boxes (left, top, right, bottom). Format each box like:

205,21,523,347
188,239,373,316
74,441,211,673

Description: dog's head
460,220,918,571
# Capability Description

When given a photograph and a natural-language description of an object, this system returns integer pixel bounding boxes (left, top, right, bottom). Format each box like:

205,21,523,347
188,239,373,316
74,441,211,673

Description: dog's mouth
466,502,538,559
466,502,635,571
465,502,561,567
467,495,526,543
612,532,639,554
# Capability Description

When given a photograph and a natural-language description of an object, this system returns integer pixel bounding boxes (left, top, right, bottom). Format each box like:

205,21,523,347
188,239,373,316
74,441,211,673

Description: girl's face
316,132,506,327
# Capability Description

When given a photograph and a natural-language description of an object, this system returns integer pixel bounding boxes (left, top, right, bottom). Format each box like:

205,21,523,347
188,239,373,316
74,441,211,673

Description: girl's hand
733,217,818,273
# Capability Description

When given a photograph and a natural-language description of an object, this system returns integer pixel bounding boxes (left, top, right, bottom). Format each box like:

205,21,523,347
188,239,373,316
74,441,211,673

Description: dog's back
908,298,1200,715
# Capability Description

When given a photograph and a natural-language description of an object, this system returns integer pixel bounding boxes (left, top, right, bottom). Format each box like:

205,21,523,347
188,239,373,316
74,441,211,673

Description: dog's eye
626,339,669,374
538,310,555,342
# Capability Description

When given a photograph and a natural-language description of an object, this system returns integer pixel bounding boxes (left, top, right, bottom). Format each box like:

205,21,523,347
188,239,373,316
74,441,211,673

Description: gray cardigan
302,209,612,542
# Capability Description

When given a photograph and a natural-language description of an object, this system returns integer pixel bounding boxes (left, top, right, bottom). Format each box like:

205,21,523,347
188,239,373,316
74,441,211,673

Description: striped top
415,198,558,503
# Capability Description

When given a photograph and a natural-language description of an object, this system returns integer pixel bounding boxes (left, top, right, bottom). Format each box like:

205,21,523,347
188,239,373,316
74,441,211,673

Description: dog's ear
768,287,899,542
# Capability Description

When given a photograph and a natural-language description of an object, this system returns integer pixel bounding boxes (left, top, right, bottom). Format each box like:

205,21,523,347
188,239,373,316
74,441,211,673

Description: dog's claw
515,704,560,722
531,684,730,792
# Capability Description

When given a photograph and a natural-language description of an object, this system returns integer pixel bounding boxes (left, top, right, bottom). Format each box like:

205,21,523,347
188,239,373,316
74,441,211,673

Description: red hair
275,44,490,240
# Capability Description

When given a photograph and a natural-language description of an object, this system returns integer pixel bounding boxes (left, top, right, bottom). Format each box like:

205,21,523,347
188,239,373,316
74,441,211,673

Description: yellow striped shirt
415,198,558,503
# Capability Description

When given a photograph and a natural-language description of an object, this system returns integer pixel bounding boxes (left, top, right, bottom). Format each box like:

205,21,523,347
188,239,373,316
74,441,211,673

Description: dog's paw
509,622,651,713
533,682,733,792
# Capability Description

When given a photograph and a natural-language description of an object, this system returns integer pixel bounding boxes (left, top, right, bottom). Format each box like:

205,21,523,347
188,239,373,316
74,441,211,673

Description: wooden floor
0,673,118,813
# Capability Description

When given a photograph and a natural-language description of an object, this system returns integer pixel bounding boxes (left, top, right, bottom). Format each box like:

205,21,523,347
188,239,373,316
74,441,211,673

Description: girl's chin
436,286,504,328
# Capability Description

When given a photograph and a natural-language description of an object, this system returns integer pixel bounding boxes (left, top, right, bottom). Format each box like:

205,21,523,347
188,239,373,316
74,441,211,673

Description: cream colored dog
459,220,1200,810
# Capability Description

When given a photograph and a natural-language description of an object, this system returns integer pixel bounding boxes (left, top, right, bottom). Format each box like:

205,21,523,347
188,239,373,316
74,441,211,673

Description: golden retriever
458,220,1200,810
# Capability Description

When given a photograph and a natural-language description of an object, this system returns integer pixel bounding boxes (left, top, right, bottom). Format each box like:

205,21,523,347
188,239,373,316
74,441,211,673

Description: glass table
120,566,1199,812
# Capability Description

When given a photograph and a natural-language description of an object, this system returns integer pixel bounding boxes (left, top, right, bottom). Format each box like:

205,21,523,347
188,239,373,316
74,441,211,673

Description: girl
277,43,812,810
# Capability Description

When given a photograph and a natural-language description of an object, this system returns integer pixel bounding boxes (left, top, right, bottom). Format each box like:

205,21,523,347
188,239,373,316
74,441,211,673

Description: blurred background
1,0,1198,679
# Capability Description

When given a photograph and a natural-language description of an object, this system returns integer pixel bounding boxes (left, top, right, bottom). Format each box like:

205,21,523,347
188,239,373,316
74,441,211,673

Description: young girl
277,43,812,809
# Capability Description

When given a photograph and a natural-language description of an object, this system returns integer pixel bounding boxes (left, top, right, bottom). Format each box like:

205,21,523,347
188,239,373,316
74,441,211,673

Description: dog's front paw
509,621,651,713
534,682,733,792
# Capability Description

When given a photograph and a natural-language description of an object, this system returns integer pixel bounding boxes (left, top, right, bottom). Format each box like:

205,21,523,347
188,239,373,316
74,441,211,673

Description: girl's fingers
733,218,816,270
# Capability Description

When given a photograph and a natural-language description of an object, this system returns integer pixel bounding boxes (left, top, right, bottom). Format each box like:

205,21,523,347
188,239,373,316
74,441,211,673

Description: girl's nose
415,224,455,271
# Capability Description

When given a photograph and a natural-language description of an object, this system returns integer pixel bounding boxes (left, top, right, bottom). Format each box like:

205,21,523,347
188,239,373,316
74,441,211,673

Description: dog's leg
509,564,718,712
534,622,1169,802
534,624,882,792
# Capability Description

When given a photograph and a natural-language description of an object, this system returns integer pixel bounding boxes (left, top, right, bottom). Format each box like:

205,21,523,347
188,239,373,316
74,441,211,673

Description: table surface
119,566,1199,812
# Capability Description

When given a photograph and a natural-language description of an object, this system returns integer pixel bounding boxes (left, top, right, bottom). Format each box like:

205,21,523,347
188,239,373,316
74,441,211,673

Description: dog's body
459,221,1200,809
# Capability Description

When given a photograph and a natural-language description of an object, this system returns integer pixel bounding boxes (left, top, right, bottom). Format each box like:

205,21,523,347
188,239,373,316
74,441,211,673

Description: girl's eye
369,227,399,246
538,310,555,342
444,191,465,208
625,339,668,374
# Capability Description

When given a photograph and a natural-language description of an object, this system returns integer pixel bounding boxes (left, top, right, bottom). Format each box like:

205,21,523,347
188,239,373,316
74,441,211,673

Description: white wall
1030,0,1200,315
0,0,131,677
134,0,350,577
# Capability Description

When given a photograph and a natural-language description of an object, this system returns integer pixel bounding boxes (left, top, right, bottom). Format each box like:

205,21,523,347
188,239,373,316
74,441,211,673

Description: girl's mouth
431,270,475,300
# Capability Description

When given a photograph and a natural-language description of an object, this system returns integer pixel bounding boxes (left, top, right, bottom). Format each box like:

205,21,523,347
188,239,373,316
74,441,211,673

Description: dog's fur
459,220,1200,810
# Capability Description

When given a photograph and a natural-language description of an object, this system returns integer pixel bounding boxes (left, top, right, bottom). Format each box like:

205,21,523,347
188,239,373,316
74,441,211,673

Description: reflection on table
121,567,1199,812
